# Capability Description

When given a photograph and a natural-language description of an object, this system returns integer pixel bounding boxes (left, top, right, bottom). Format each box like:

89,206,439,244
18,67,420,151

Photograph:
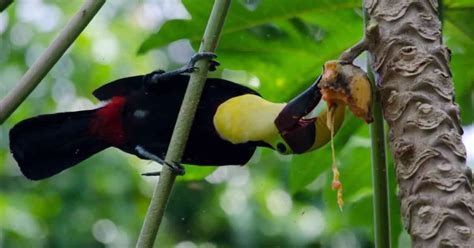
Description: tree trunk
364,0,473,246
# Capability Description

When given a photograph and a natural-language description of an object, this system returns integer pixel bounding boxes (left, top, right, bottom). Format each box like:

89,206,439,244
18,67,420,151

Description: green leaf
290,146,332,194
445,0,474,9
322,137,374,238
289,114,365,194
444,9,474,124
139,0,364,102
138,0,360,54
445,9,474,39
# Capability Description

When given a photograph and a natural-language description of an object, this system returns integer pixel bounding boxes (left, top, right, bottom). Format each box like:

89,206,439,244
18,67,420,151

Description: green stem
368,69,392,248
135,1,231,247
364,8,392,248
0,0,105,124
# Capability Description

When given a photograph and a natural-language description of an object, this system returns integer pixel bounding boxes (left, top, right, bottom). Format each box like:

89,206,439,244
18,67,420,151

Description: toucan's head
213,78,323,155
213,61,371,155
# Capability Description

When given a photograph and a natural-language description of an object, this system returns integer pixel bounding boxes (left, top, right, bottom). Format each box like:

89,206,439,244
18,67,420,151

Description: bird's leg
142,171,161,176
186,52,219,72
135,145,186,176
163,161,185,175
150,52,219,83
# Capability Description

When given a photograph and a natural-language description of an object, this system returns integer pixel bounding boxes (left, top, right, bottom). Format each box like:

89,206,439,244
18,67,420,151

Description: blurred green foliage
0,0,472,247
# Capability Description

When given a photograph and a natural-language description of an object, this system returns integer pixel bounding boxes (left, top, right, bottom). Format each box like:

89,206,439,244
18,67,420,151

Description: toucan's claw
179,52,218,74
165,161,186,176
142,171,161,176
189,52,217,66
141,162,185,176
135,145,186,176
185,52,219,73
208,60,220,72
151,69,166,75
149,52,219,83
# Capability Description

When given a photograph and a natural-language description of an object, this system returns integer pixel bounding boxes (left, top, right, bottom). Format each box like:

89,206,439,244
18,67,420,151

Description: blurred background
0,0,472,247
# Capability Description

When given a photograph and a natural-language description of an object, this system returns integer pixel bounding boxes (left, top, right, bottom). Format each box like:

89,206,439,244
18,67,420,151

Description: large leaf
444,9,474,124
138,0,360,54
321,136,374,238
444,0,474,8
139,0,363,101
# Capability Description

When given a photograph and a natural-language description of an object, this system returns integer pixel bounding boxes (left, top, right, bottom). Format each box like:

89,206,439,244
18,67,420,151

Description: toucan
9,53,346,180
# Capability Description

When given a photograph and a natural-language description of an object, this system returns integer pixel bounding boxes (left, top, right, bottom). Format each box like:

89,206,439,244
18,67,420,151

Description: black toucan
9,54,345,180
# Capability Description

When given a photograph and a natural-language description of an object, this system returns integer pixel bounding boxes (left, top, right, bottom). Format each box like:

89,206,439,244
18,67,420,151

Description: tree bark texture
364,0,473,247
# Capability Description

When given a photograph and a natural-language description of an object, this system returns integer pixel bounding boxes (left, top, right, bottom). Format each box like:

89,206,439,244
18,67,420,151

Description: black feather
9,110,109,180
117,75,262,166
93,75,144,101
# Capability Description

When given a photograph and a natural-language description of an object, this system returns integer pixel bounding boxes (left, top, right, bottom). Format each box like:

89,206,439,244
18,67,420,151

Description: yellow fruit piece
320,61,373,123
319,60,373,210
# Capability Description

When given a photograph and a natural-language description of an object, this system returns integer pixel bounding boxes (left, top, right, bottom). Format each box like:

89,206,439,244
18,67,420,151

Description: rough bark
364,0,473,247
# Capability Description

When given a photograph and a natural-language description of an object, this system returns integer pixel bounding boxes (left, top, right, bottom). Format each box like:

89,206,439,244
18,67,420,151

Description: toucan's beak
274,76,322,154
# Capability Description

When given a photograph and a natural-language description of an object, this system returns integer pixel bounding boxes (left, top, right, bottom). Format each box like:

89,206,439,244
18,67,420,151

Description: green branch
0,0,105,124
364,10,392,248
135,1,232,247
368,69,392,247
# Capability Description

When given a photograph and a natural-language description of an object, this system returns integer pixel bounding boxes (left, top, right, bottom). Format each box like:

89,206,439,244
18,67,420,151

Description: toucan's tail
9,109,109,180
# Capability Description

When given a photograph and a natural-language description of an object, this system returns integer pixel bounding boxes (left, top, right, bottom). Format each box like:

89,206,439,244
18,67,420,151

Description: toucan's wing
92,75,146,101
93,71,260,104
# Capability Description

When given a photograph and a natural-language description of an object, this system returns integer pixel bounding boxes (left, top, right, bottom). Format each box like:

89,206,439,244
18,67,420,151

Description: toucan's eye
277,143,287,153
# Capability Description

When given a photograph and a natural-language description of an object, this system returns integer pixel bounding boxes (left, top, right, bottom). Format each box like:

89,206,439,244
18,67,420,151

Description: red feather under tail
89,96,127,146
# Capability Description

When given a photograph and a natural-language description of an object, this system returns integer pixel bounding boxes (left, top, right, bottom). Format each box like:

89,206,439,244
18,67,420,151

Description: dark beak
274,76,322,154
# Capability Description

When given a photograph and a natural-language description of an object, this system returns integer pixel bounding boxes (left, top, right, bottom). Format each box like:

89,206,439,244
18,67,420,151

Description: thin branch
363,9,392,248
135,1,232,247
0,0,13,12
338,38,367,63
0,0,106,124
367,65,392,248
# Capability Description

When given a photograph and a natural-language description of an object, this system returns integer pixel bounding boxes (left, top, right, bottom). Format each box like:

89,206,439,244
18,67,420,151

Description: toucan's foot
185,52,219,73
165,161,186,175
151,69,166,74
208,60,220,72
148,70,166,85
142,171,161,176
135,145,185,176
140,162,185,176
190,52,217,65
149,52,219,83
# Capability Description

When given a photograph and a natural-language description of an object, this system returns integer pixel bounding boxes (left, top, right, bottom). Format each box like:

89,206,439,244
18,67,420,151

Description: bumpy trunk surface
364,0,473,246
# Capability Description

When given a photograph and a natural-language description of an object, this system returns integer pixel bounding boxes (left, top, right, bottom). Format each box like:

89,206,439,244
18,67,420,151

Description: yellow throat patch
213,94,285,145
